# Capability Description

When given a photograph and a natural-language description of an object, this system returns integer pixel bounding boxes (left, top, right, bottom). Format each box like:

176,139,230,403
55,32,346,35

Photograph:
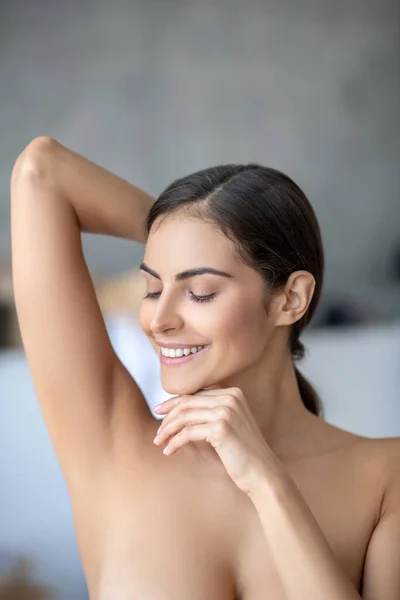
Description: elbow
11,136,59,186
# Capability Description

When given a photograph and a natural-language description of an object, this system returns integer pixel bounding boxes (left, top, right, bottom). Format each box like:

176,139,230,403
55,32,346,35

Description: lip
159,345,210,365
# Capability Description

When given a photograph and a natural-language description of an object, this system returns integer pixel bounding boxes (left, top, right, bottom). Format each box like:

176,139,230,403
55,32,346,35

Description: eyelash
143,291,216,303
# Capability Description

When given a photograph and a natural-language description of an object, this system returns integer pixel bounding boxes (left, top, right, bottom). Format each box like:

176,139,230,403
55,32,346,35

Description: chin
160,370,220,396
161,379,204,397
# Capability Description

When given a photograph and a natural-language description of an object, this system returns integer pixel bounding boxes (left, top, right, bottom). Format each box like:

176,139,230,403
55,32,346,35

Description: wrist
247,463,293,506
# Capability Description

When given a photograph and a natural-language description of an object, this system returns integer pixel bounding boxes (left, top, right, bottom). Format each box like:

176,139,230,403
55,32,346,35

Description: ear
273,271,316,327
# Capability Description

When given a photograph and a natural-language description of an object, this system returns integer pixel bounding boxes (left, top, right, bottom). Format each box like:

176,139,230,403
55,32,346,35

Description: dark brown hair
145,164,324,417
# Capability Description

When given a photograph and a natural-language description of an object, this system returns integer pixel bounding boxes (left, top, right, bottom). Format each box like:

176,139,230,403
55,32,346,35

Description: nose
149,290,183,335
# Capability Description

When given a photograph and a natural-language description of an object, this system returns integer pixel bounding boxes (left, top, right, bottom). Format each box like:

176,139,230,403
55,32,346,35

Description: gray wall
1,0,399,319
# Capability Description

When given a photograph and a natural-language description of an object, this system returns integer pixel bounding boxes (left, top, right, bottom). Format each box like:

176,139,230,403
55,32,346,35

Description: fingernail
154,403,162,411
153,435,160,443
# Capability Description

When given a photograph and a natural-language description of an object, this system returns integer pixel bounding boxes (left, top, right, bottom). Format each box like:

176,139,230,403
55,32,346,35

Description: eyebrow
139,262,233,281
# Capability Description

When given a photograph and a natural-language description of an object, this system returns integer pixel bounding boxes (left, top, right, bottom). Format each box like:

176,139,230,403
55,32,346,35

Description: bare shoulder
364,436,400,498
334,421,399,464
308,414,399,456
339,431,400,508
365,435,400,459
353,434,400,473
313,422,400,513
305,416,399,480
299,414,371,459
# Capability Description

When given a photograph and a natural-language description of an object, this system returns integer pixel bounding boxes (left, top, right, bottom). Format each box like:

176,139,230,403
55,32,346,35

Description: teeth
161,345,205,358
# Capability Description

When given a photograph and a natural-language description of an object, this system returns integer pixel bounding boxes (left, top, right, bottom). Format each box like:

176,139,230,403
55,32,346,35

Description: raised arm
10,137,156,490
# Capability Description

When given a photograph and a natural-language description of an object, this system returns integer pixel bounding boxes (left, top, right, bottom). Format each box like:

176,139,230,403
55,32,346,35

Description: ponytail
294,366,323,417
291,335,323,418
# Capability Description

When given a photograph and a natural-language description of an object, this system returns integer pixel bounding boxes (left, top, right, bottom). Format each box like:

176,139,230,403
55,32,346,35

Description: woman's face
139,215,274,396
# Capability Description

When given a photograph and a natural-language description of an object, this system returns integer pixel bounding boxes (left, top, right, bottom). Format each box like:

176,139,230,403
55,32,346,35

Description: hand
153,387,281,496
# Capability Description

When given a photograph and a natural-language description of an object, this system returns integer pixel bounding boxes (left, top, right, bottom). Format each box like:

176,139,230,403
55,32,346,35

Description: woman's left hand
153,387,282,496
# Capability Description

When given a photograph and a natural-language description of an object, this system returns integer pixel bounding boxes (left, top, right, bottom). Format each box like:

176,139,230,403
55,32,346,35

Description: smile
160,345,210,365
160,345,206,358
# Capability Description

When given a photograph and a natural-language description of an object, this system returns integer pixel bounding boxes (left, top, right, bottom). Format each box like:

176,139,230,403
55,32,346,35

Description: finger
162,423,214,456
154,387,240,413
153,396,180,413
164,418,234,456
197,388,251,419
154,407,224,446
196,387,242,397
154,392,216,414
195,388,244,411
157,394,230,433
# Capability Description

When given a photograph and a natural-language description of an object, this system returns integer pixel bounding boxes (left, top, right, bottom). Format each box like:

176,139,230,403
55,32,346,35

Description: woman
11,137,399,599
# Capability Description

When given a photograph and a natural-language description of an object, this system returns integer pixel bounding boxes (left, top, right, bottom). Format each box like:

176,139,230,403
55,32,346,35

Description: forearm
249,471,361,600
12,137,156,243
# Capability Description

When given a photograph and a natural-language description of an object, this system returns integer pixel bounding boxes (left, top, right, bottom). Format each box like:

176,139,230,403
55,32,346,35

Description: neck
216,341,314,461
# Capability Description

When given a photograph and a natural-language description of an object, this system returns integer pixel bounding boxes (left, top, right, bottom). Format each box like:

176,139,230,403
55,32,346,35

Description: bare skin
86,418,391,599
10,138,399,599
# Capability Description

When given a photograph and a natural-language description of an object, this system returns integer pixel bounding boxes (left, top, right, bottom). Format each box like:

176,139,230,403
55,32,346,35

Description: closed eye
143,291,216,303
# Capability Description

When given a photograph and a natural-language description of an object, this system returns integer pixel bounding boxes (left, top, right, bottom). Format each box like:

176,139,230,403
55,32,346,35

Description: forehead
144,216,238,270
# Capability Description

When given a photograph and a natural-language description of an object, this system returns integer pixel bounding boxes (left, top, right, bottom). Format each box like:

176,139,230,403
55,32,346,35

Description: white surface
302,322,400,436
105,314,173,417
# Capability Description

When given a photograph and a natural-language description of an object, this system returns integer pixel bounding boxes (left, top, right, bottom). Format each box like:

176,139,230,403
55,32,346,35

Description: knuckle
218,406,232,421
232,386,244,399
215,419,229,436
224,394,238,409
181,426,191,441
175,406,189,420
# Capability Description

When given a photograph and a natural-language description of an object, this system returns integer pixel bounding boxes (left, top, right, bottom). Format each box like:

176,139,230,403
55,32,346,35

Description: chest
83,467,373,600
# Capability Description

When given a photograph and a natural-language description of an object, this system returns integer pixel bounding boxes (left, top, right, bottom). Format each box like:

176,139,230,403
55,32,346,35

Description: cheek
209,297,268,353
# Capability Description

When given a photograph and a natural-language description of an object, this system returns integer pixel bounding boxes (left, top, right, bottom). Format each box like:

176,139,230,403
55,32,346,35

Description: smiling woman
11,138,400,600
137,164,323,411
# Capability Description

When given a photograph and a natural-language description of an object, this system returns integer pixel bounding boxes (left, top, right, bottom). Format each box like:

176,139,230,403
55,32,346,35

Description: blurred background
0,0,399,598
